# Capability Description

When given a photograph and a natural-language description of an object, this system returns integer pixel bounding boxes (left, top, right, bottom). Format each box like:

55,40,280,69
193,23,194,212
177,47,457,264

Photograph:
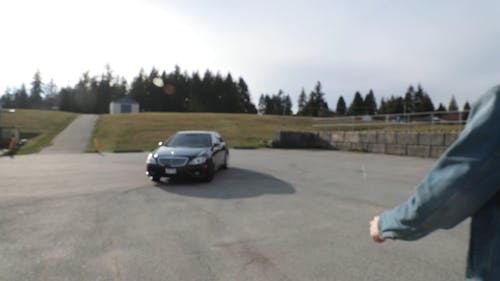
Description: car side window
212,135,219,145
215,133,224,143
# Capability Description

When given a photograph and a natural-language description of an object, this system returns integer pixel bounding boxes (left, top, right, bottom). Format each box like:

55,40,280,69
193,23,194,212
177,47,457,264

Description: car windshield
166,133,212,148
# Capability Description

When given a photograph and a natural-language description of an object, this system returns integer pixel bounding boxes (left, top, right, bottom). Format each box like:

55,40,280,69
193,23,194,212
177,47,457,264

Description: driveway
0,149,469,281
40,114,98,154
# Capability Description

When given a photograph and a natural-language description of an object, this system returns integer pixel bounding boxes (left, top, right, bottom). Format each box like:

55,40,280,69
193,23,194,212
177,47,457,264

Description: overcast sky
1,0,499,110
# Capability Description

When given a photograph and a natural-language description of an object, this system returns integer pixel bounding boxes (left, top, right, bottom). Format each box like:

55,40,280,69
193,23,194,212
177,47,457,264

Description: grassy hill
93,112,317,152
2,110,465,154
1,109,78,154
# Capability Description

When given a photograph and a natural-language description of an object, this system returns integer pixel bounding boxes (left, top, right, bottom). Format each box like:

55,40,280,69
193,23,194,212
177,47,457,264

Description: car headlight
146,153,158,164
189,156,207,165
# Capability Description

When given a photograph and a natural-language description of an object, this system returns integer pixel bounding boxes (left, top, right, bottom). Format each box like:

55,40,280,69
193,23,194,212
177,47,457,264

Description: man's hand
370,216,386,243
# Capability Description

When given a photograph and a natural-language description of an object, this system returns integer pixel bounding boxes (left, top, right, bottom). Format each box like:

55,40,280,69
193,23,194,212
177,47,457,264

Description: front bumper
146,163,210,179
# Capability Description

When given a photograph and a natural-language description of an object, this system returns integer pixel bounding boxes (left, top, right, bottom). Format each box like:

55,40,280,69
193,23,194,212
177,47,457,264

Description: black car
146,131,229,182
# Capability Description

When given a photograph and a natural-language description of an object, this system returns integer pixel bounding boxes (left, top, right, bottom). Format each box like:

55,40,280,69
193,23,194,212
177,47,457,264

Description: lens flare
152,77,164,87
164,84,176,95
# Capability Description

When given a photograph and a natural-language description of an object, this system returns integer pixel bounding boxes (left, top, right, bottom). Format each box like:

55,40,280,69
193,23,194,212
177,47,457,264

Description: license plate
165,168,177,175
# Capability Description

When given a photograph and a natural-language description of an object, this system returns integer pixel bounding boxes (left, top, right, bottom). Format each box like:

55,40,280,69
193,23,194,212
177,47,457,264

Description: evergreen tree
420,94,435,112
146,68,165,112
201,70,216,111
94,65,112,113
220,73,238,113
413,84,434,112
43,79,58,109
272,90,283,115
187,72,204,112
378,98,387,115
30,70,44,108
348,91,364,115
212,72,225,112
160,70,172,111
463,101,471,120
258,90,293,115
463,101,471,111
168,65,189,112
130,68,148,112
297,88,307,115
336,96,346,116
269,90,283,115
258,94,267,114
363,89,377,115
302,81,329,116
413,85,424,112
448,95,458,111
14,84,30,108
237,78,257,113
282,91,293,115
59,87,75,112
73,72,95,113
384,96,404,114
403,85,415,113
393,96,405,114
1,88,14,108
436,103,446,112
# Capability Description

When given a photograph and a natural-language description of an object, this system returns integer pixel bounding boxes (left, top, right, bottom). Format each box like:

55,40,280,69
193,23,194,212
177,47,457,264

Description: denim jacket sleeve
378,85,500,241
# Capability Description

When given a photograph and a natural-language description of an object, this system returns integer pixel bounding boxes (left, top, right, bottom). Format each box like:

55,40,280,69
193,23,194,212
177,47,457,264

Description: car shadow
155,167,296,199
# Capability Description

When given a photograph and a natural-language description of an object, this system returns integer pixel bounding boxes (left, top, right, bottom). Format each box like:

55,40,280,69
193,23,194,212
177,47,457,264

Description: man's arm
376,86,500,241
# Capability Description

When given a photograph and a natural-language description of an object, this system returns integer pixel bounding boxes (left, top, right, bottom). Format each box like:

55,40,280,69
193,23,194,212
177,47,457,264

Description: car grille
158,157,189,167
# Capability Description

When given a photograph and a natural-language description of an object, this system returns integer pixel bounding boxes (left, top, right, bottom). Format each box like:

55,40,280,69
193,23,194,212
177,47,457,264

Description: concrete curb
112,149,144,153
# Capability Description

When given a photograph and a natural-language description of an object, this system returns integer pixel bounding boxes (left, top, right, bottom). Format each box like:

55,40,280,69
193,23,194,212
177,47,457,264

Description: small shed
109,97,139,114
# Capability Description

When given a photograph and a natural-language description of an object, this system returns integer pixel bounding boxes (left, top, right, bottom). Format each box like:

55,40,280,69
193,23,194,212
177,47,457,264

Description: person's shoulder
477,85,500,106
469,85,500,117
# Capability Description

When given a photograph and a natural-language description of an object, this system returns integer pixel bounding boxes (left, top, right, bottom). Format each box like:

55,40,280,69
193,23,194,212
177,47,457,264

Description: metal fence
313,111,469,132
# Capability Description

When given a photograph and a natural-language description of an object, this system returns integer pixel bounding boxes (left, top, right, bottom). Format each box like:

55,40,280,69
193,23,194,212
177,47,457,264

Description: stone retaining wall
272,131,334,149
319,131,460,158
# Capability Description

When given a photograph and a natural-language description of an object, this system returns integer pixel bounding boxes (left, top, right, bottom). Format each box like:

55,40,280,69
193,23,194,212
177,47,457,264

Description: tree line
1,67,470,116
1,65,257,114
258,82,470,117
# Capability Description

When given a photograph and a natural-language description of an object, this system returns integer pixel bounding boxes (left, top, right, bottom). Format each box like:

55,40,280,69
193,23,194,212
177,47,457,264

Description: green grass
93,112,317,152
1,109,78,154
1,110,466,154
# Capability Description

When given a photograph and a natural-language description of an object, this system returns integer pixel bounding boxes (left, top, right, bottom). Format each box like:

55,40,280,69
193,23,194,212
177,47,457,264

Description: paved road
40,114,98,154
0,150,469,281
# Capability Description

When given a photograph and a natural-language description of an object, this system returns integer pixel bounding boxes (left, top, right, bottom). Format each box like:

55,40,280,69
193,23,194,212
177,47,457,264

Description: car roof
175,130,218,135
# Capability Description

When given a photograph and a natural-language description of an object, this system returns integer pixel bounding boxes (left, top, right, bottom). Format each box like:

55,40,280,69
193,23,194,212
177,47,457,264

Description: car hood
155,146,208,158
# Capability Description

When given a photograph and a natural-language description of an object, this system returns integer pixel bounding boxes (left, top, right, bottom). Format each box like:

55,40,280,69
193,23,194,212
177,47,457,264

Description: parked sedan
146,131,229,182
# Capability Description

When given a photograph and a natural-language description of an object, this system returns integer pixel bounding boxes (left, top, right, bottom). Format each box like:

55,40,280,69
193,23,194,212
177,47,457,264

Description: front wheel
202,161,215,182
151,176,161,183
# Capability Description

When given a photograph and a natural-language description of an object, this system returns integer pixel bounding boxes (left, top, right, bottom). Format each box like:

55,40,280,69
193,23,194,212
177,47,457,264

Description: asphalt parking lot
0,149,469,281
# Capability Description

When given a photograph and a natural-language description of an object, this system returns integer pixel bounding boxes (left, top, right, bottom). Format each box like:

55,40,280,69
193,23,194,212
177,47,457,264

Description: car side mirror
158,141,163,146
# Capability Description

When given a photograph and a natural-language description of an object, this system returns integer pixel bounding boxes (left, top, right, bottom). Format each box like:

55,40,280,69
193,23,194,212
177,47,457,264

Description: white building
109,97,139,114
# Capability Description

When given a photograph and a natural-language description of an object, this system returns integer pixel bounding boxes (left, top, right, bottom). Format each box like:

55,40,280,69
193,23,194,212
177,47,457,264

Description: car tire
203,161,215,182
151,176,161,183
221,152,228,169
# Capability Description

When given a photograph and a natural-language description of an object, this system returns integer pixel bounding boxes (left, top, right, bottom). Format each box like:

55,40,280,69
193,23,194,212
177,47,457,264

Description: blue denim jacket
378,85,500,281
